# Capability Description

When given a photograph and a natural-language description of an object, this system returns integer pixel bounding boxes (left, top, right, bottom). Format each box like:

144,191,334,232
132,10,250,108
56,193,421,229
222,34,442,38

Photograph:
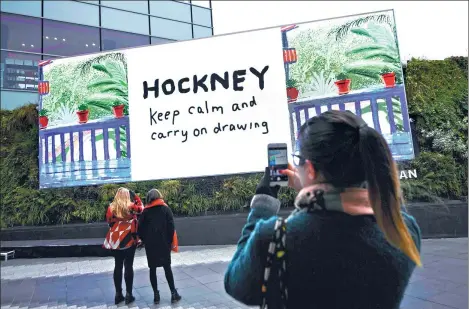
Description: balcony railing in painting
288,84,414,160
38,116,131,188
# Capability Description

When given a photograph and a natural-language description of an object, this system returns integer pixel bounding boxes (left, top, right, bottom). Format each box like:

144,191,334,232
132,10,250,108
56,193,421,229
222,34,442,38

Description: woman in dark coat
138,189,181,304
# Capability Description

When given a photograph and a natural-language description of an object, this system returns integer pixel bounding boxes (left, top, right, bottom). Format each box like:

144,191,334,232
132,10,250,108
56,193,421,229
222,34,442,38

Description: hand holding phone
267,143,289,187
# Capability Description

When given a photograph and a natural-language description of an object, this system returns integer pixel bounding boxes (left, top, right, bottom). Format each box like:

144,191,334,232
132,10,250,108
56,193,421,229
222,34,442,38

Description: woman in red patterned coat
104,188,143,305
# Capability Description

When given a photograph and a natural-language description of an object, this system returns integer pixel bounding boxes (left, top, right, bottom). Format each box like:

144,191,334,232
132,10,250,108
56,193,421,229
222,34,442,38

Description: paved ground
1,239,467,309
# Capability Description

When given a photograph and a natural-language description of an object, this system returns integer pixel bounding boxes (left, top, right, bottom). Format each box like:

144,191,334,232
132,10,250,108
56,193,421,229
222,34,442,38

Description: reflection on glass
101,29,150,51
150,1,191,23
101,8,150,35
43,20,100,56
100,1,148,14
0,50,40,91
192,5,212,27
44,1,99,27
0,0,41,17
150,37,175,45
193,25,212,39
150,17,192,40
0,13,42,53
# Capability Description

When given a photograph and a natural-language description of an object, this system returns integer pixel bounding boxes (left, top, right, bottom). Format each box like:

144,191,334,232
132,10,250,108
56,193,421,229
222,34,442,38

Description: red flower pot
335,79,351,95
77,110,89,124
113,105,125,118
287,87,299,102
381,72,396,88
39,116,49,129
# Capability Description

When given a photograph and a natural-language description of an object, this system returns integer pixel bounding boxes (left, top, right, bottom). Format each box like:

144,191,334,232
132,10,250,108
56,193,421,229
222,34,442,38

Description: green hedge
0,58,467,228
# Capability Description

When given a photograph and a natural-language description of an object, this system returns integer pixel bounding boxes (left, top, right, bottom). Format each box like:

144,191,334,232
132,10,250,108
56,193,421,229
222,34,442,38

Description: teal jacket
224,194,421,309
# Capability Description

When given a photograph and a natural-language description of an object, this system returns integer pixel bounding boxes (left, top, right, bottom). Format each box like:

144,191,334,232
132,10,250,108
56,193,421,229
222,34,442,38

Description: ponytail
358,125,421,266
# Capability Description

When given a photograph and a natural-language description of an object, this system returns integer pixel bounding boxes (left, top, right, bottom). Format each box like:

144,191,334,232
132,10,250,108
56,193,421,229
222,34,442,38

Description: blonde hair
110,187,132,218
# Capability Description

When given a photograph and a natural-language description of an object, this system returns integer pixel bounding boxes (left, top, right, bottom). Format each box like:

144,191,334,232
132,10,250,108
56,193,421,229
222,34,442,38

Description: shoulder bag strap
260,217,288,309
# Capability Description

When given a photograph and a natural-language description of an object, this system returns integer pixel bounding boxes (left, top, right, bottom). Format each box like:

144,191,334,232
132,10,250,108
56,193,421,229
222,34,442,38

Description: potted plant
77,103,90,124
39,108,49,129
112,101,125,118
380,69,396,88
286,79,299,102
334,72,351,95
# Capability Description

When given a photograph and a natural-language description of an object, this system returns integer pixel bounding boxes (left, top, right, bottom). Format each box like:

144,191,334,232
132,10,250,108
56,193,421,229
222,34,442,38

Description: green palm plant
360,98,404,132
328,13,393,41
342,22,402,82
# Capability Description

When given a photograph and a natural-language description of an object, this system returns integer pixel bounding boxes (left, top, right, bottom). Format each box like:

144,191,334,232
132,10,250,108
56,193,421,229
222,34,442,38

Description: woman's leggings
113,246,136,295
149,264,176,292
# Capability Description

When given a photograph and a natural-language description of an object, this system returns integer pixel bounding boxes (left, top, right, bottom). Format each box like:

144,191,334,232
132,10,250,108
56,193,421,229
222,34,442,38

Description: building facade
0,0,213,110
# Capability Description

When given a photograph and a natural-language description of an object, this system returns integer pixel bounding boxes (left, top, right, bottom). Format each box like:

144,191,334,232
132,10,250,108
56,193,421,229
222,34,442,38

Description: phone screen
268,147,288,183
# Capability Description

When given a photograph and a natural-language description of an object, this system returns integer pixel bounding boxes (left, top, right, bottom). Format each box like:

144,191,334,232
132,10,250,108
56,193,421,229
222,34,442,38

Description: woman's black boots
171,289,182,303
154,290,160,304
114,291,125,305
125,292,135,304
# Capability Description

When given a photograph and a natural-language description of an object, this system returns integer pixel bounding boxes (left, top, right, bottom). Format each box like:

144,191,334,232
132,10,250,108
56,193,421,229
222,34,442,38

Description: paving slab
1,239,467,309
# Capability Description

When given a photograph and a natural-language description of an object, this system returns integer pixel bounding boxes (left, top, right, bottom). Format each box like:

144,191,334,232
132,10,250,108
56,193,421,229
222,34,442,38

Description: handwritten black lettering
232,96,257,112
249,66,269,90
232,69,246,91
149,108,180,125
193,74,209,93
162,79,175,95
178,77,190,93
143,80,159,99
210,71,229,91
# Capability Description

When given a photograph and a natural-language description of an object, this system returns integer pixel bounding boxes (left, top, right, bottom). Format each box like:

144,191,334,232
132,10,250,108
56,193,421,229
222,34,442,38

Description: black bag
260,217,288,309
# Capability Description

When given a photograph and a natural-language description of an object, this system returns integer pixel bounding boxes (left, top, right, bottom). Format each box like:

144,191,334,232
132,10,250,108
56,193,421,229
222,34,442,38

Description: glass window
150,17,192,40
1,90,39,110
1,50,40,92
43,20,100,56
101,29,149,51
0,13,41,53
191,1,211,8
0,0,41,18
151,37,174,45
101,1,148,14
193,25,212,39
150,1,191,23
44,1,99,27
101,7,149,35
192,5,212,27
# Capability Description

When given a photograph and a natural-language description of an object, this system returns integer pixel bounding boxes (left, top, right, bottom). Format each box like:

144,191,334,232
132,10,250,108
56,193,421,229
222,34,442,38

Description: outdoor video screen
37,9,414,189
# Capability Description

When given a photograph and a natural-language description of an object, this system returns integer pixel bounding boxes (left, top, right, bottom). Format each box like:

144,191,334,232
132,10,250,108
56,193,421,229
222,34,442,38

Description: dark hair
298,110,421,266
129,190,136,202
146,189,163,205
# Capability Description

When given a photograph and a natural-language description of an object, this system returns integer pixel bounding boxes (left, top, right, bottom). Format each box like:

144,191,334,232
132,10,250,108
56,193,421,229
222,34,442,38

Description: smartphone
267,143,288,187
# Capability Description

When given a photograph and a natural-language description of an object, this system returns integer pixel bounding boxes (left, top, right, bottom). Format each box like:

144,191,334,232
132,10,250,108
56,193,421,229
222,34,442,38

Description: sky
211,1,468,61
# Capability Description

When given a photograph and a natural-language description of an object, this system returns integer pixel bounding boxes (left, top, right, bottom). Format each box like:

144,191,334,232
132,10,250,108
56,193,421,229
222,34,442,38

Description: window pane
191,1,211,8
150,1,191,23
1,90,39,109
101,8,149,35
151,37,174,45
102,29,149,51
44,1,99,27
193,25,212,39
0,0,41,18
0,13,41,53
150,17,192,40
43,20,100,56
192,5,212,27
1,50,40,91
101,1,148,14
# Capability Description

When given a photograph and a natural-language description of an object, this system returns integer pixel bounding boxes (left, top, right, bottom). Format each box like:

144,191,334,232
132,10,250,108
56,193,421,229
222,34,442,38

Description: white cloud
212,1,468,61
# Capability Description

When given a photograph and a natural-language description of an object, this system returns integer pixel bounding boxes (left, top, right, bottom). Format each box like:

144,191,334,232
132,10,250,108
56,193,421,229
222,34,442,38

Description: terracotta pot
113,105,125,118
335,79,351,95
39,116,48,129
381,72,396,88
287,87,299,102
77,110,89,124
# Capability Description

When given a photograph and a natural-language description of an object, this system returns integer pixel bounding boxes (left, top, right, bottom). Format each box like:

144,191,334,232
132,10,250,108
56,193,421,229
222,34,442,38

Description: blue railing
39,116,132,188
288,84,414,160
